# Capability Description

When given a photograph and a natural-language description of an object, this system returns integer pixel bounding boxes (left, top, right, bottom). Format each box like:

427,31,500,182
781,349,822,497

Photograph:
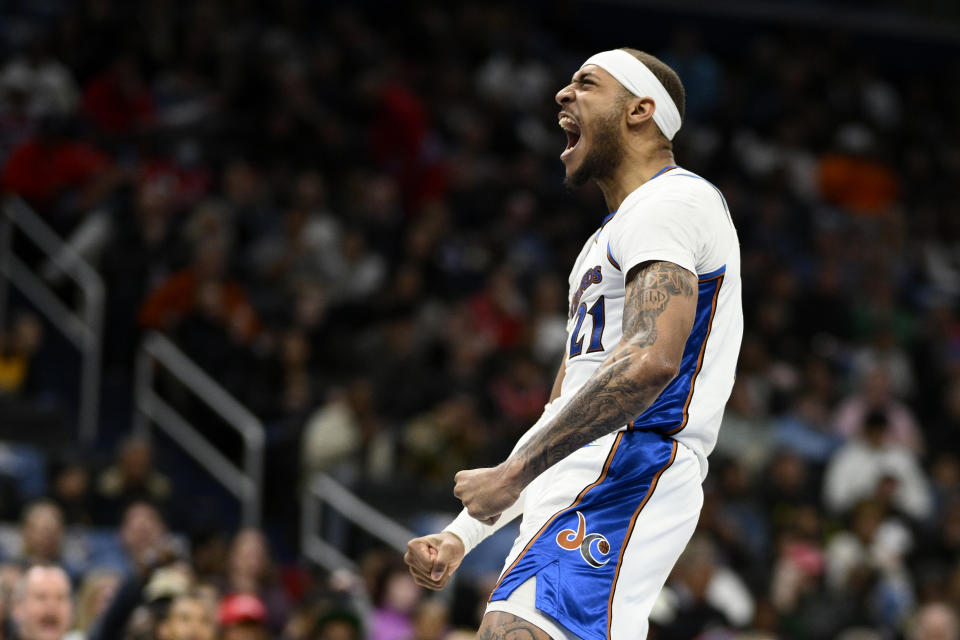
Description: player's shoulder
616,167,726,222
649,167,725,204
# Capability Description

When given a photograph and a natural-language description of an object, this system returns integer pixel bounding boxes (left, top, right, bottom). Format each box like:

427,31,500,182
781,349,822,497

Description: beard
564,106,625,189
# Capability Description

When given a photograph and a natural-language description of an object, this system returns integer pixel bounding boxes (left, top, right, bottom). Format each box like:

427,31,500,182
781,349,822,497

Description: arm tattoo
623,261,696,348
511,261,696,484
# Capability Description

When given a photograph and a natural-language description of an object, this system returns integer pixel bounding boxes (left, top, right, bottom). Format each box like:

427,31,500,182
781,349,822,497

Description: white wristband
443,509,488,555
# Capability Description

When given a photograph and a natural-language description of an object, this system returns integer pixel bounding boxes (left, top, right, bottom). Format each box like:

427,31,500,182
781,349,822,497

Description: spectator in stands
466,267,525,352
908,602,959,640
12,502,84,580
12,565,72,640
929,453,960,519
772,392,843,466
0,75,33,166
66,570,120,640
411,599,449,640
222,529,291,635
94,438,171,525
247,181,340,296
81,52,154,136
88,552,194,640
917,496,960,581
302,378,392,482
402,395,488,488
118,501,172,575
487,354,550,434
155,592,217,640
0,313,43,400
823,411,932,522
48,457,93,527
650,533,747,638
0,114,119,228
369,561,421,640
0,563,23,639
218,593,269,640
310,611,363,640
825,499,915,628
817,123,900,215
833,365,923,455
188,531,227,588
850,326,916,401
714,378,774,477
216,159,275,252
137,237,262,379
929,376,960,456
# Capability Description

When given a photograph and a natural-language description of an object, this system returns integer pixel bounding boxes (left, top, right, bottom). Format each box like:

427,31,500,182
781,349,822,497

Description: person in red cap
219,593,270,640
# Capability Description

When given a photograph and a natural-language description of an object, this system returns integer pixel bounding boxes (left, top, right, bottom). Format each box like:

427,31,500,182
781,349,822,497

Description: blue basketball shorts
486,429,703,640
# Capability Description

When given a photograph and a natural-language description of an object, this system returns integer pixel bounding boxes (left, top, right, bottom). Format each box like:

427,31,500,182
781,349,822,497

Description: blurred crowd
1,0,960,639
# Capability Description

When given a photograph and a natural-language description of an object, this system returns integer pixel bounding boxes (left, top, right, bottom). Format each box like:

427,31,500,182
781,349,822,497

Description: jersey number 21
569,296,605,357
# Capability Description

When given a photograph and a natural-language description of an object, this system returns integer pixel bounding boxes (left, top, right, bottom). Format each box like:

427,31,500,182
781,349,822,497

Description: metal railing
302,473,415,571
0,197,104,443
133,331,264,526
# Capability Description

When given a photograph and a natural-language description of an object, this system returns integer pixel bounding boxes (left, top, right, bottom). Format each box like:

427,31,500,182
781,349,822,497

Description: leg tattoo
476,612,553,640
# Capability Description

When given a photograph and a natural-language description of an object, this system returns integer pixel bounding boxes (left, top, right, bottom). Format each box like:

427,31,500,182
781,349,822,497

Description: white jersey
445,166,740,640
553,166,742,474
444,165,742,552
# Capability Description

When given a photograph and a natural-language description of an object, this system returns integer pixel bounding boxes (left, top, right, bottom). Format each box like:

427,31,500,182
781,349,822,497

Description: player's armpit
548,356,566,403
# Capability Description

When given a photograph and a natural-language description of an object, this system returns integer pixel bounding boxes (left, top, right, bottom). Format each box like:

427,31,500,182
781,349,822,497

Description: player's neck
596,149,676,212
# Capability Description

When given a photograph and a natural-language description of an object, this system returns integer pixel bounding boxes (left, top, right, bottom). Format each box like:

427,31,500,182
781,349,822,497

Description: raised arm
454,260,698,523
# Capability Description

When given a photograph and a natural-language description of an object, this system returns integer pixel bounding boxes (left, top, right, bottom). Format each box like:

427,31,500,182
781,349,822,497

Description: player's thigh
607,441,703,639
477,611,552,640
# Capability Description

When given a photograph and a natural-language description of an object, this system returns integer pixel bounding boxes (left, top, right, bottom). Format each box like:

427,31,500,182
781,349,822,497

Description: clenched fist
453,461,524,525
404,532,465,590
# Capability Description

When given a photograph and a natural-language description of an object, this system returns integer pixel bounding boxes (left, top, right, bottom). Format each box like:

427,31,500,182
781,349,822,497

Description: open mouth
38,615,63,634
559,113,581,159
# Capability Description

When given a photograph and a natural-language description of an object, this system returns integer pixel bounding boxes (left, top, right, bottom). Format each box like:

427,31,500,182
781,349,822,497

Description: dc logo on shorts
555,511,612,567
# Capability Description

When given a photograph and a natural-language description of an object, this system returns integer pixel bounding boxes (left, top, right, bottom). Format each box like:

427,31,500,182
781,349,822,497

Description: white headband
581,50,682,140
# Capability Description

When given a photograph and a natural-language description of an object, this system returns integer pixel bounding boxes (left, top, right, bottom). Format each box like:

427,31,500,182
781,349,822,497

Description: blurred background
0,0,959,639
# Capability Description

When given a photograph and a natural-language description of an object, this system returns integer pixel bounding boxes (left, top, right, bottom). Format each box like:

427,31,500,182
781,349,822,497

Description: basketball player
405,48,742,640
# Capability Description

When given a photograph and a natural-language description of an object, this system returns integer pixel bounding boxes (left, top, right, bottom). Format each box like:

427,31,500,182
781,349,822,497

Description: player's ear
625,96,655,128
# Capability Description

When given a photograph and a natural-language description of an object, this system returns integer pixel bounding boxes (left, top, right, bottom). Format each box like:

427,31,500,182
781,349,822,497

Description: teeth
558,115,578,132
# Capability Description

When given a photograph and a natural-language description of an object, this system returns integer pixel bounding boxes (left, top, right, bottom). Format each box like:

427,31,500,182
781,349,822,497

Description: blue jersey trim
606,243,622,271
631,270,724,435
649,164,678,179
595,211,617,241
698,265,726,280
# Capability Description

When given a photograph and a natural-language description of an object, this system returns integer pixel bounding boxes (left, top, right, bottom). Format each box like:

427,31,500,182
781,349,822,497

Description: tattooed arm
453,261,698,523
